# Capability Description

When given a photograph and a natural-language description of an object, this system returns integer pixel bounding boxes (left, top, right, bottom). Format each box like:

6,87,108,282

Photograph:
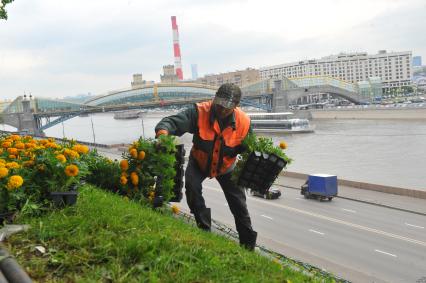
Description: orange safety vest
191,101,250,178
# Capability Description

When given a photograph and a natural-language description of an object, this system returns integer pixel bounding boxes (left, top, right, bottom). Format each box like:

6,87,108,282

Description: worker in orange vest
155,83,257,250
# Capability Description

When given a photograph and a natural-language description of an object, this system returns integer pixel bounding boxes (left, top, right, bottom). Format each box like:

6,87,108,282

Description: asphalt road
175,178,426,283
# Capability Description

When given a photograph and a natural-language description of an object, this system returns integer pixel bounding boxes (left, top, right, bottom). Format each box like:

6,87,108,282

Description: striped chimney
171,16,183,80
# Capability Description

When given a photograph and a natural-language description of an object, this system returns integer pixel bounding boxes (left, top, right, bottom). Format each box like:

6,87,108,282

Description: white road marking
261,214,273,220
375,249,397,257
205,184,426,247
405,223,424,229
342,208,357,213
309,229,325,235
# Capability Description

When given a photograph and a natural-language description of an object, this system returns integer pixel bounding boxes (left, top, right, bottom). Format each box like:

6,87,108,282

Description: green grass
6,185,332,282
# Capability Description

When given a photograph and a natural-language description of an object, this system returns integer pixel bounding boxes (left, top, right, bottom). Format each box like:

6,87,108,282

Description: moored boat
247,112,314,133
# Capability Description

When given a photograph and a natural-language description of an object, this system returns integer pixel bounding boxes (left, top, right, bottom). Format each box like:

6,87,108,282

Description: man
155,83,257,251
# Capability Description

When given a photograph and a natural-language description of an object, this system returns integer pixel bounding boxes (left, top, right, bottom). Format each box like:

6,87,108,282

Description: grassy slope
6,185,330,282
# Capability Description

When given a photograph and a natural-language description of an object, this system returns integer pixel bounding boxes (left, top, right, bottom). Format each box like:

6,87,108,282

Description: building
191,64,198,80
160,65,179,83
0,100,11,113
413,56,422,67
197,68,260,88
131,74,154,89
260,50,412,92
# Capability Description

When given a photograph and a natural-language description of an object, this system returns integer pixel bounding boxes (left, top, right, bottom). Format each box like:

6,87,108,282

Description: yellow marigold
0,159,6,163
137,151,146,160
6,162,20,169
56,154,67,163
130,172,139,186
0,167,9,178
6,175,24,190
0,149,3,154
171,204,180,214
15,142,25,150
7,148,18,155
120,176,128,185
64,149,80,159
279,141,288,150
64,164,79,177
120,160,129,171
129,148,138,159
148,191,155,198
24,143,35,149
2,141,12,148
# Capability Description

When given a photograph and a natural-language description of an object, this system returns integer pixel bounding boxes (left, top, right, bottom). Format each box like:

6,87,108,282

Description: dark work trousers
185,157,257,249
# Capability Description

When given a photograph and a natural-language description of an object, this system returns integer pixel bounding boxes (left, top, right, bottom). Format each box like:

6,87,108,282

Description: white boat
247,112,314,133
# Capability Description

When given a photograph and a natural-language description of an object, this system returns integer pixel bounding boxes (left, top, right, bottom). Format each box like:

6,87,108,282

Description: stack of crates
237,151,287,194
170,144,185,202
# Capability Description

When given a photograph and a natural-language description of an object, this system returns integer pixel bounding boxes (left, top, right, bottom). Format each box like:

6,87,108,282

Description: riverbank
309,107,426,120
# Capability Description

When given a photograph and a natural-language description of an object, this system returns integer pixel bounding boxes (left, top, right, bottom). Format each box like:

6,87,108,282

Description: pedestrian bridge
1,77,368,133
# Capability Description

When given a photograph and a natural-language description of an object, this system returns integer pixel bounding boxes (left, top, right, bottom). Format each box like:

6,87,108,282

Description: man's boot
194,208,211,231
240,230,257,251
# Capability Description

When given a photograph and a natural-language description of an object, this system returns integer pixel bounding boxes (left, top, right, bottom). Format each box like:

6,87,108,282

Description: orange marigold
120,160,129,171
10,135,21,141
171,204,180,214
279,141,288,150
137,150,146,160
130,172,139,186
64,164,79,177
120,176,128,185
2,141,12,148
7,148,18,155
129,148,138,159
15,142,25,150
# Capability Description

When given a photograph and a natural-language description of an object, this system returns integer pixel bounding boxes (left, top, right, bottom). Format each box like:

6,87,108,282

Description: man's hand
155,129,169,138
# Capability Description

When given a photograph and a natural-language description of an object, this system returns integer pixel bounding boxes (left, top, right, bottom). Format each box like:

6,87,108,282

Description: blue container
307,174,338,197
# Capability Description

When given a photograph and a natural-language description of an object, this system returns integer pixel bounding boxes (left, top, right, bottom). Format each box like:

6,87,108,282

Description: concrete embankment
309,107,426,120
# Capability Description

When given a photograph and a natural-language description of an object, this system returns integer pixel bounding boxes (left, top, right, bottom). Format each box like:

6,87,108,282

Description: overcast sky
0,0,425,100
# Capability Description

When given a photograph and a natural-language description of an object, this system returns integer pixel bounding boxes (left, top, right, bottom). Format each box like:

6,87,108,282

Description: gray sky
0,0,425,100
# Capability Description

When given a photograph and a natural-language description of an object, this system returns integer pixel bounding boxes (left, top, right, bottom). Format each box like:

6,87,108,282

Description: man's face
214,104,235,120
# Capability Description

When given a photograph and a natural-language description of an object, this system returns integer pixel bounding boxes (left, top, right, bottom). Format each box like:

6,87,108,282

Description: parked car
250,188,281,199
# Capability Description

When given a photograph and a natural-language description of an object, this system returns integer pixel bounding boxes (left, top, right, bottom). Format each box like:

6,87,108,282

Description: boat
113,110,144,120
247,112,314,133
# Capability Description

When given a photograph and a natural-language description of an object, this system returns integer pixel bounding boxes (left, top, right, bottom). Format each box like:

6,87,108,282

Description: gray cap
213,83,242,109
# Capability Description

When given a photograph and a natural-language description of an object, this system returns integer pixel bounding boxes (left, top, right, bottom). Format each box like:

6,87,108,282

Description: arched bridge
1,77,369,134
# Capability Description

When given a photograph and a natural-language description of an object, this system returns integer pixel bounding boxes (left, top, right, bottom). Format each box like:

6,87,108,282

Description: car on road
249,188,281,199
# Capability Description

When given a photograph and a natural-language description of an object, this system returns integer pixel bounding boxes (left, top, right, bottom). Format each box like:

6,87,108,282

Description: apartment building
260,50,412,91
197,68,260,88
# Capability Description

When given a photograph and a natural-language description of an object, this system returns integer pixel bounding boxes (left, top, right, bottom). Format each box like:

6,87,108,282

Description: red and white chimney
171,16,183,80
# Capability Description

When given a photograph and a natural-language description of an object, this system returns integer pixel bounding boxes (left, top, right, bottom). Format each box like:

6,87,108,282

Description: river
2,111,425,190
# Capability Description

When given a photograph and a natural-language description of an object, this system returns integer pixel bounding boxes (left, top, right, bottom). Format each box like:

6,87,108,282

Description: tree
0,0,14,20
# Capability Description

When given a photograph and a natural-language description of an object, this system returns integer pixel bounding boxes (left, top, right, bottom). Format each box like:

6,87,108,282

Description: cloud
0,0,425,99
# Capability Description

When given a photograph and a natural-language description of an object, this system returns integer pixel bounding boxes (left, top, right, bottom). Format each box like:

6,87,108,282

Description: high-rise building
260,50,412,91
197,68,260,88
191,64,198,80
413,56,422,67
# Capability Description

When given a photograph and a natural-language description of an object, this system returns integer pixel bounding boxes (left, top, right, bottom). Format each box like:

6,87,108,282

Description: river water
2,111,425,190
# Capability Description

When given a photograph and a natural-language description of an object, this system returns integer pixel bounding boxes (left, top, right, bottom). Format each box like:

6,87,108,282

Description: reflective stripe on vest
191,101,250,177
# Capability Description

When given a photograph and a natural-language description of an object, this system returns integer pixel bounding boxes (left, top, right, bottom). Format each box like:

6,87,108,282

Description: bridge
1,77,369,134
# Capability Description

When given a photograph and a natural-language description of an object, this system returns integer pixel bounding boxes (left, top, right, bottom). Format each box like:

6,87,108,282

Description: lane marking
309,229,325,235
261,215,273,220
342,208,357,213
405,223,424,229
375,249,397,258
205,185,426,247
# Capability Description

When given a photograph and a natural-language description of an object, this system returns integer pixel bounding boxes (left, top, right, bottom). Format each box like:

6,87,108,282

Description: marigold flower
120,176,128,185
129,148,138,159
15,142,25,150
72,144,89,154
65,164,79,177
6,175,24,190
279,141,288,150
7,147,18,155
120,160,129,171
64,149,80,159
171,204,180,214
56,154,67,163
10,135,21,141
0,167,9,178
6,162,20,169
2,141,12,148
148,191,155,198
130,172,139,186
8,155,17,159
137,150,146,160
0,149,3,154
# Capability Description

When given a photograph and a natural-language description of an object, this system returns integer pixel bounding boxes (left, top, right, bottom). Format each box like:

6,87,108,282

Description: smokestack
171,16,183,80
